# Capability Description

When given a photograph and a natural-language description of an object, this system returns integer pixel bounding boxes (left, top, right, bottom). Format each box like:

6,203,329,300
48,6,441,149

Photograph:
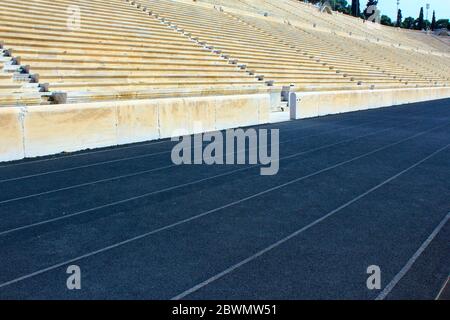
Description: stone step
0,56,17,64
2,64,29,73
36,70,251,77
48,81,265,91
11,47,217,60
12,73,38,83
21,82,49,92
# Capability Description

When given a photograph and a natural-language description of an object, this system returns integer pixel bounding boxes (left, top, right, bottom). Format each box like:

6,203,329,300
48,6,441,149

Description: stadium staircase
0,42,59,106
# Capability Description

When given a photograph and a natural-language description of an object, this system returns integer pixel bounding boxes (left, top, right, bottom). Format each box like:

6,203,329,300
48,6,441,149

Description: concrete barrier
0,107,25,162
0,93,271,162
290,87,450,119
24,103,118,158
116,100,160,145
2,87,449,162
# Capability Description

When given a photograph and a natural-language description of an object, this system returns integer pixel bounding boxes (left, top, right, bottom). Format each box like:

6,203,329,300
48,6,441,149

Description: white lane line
435,276,450,300
0,118,374,183
376,212,450,300
0,150,172,183
0,118,390,205
0,120,417,235
0,139,171,169
0,125,447,289
172,144,450,300
0,165,255,237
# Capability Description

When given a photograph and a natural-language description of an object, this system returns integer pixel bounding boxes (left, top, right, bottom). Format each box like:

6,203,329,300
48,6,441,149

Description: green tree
306,0,353,16
401,17,415,29
415,7,424,30
333,0,351,13
431,11,436,30
435,19,449,30
380,15,394,26
396,9,402,27
351,0,360,17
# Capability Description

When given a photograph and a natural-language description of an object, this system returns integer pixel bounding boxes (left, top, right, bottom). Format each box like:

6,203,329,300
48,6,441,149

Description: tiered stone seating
199,0,450,54
198,0,397,46
285,0,449,54
0,0,265,105
360,44,450,86
438,36,450,46
0,0,448,107
200,0,268,16
0,43,53,106
298,29,449,87
192,0,449,89
134,0,362,91
425,52,450,78
234,14,419,89
401,29,450,52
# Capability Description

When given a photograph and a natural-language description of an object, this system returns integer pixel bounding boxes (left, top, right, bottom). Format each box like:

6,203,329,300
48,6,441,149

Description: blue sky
375,0,449,21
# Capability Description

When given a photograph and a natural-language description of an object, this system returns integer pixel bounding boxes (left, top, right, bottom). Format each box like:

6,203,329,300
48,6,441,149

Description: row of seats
280,0,450,53
199,0,450,53
235,13,437,89
0,0,265,105
134,0,364,91
0,0,448,107
296,26,450,86
135,0,449,91
399,29,450,52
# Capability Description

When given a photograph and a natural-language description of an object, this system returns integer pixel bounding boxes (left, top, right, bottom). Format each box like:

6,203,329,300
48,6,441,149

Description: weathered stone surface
0,93,271,161
292,87,450,119
0,107,25,162
215,94,269,130
116,100,159,145
159,96,216,138
23,103,118,157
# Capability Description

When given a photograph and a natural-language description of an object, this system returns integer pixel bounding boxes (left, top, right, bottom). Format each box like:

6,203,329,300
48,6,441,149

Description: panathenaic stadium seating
0,0,267,105
199,0,450,53
0,0,449,161
133,0,449,89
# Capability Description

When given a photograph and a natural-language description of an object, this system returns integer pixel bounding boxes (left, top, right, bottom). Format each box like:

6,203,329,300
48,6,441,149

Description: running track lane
0,99,449,299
